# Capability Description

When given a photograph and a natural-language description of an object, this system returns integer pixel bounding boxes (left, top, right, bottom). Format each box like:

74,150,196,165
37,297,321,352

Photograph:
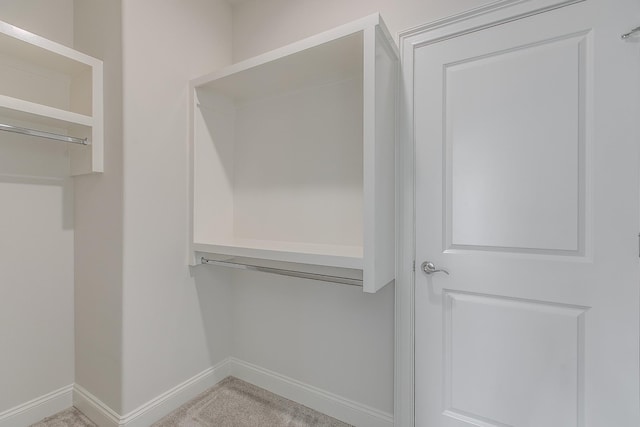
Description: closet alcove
189,14,397,293
0,20,103,177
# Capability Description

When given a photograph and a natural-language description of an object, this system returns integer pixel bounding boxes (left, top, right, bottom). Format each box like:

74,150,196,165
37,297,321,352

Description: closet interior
189,14,398,293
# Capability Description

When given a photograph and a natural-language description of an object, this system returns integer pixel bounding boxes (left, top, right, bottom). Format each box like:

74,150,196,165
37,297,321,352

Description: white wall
232,272,395,412
120,0,233,414
232,0,493,61
0,0,76,415
73,0,125,414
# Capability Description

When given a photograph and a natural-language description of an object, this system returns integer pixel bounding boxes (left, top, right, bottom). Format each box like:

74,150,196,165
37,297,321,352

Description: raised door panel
445,35,586,255
443,291,586,427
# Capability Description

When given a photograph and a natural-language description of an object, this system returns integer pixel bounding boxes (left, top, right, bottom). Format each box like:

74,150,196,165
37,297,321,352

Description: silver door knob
421,261,449,276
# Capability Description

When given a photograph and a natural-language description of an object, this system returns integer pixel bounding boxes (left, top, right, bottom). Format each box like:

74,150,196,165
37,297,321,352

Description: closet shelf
189,13,397,293
0,21,95,75
0,20,103,175
0,95,93,127
191,24,366,102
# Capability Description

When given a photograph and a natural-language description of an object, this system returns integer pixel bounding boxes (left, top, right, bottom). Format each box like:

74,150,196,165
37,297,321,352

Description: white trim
120,359,232,427
228,358,393,427
399,0,580,39
0,384,73,427
395,0,585,426
73,385,120,427
14,359,390,427
73,358,232,427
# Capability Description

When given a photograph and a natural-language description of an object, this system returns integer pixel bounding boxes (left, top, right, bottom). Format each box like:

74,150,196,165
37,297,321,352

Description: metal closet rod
200,257,363,287
0,123,89,145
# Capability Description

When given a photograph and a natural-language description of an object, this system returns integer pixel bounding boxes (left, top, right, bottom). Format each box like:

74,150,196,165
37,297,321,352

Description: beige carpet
30,377,352,426
30,408,95,427
152,377,352,427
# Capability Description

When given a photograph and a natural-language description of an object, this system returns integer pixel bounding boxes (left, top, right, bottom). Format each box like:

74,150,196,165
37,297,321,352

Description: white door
412,0,640,426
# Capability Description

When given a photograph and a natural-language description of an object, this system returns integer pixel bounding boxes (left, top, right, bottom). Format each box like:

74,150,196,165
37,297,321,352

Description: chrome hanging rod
200,257,363,287
0,123,89,145
621,25,640,40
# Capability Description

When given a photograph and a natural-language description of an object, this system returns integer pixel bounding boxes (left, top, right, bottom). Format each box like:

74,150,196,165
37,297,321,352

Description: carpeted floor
30,377,352,427
152,377,351,427
30,408,95,427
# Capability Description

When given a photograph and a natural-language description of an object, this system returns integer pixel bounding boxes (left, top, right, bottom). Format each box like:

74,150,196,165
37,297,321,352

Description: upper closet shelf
0,20,103,175
192,15,382,101
189,13,398,293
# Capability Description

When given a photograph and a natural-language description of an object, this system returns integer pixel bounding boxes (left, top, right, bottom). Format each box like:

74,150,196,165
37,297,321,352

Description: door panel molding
442,31,590,257
442,290,587,427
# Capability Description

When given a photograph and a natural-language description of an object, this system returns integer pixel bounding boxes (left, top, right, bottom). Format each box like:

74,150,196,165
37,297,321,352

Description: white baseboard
120,358,232,427
73,358,232,427
228,358,394,427
0,384,73,427
70,357,392,427
73,384,120,427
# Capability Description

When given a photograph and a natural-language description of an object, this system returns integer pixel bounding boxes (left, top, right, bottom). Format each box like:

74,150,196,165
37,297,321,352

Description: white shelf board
193,239,363,270
0,21,99,74
191,13,390,103
0,94,93,128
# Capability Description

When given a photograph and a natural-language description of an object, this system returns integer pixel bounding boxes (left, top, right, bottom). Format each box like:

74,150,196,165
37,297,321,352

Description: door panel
413,1,640,426
443,291,586,426
445,34,585,254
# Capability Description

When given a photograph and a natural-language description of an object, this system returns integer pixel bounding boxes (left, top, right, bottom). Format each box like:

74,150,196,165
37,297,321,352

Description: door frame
394,1,587,425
